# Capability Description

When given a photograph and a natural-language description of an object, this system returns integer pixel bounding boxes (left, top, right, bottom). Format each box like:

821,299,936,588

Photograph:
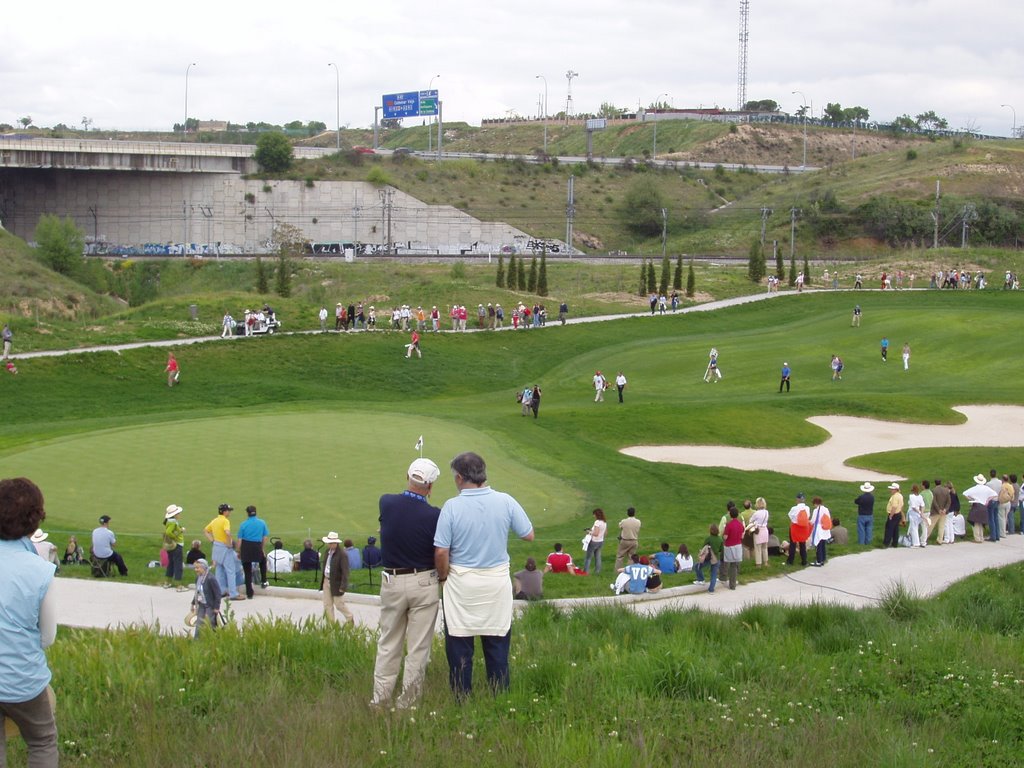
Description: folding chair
90,551,111,578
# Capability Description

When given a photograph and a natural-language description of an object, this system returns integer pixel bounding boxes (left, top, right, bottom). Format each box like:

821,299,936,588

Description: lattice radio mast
737,0,750,110
565,70,578,123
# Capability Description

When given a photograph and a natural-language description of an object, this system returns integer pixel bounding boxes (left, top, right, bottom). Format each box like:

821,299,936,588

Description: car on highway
393,147,414,156
351,145,375,154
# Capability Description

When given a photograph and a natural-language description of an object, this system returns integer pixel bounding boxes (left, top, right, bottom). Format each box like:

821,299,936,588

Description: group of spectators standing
875,469,1023,548
312,300,569,335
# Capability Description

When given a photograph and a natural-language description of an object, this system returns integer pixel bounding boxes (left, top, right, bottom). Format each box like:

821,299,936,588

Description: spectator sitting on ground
267,540,295,574
344,539,362,570
766,527,782,556
615,553,658,595
640,555,663,592
31,529,59,567
362,536,382,568
675,544,694,575
297,539,319,571
652,542,676,574
185,540,207,565
63,535,85,565
543,542,577,574
513,557,544,600
830,517,849,545
948,508,967,540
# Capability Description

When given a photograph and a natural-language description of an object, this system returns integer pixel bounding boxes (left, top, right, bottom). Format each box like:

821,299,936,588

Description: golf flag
414,435,424,451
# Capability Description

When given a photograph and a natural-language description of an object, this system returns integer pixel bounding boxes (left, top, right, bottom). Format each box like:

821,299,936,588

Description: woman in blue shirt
0,477,58,767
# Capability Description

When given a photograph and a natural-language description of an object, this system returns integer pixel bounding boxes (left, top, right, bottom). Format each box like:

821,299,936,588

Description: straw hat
30,529,48,544
322,531,343,545
165,504,183,520
859,482,874,493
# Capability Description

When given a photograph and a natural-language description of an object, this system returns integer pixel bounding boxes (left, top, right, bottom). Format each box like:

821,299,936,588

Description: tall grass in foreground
26,563,1023,768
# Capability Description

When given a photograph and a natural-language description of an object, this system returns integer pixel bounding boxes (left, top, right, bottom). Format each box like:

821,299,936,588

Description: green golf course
4,287,1022,596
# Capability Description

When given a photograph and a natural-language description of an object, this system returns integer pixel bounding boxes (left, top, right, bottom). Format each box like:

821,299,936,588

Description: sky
3,0,1022,137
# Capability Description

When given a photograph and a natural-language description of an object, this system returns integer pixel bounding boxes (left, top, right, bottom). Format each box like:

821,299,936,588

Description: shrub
366,166,391,186
254,132,293,173
34,214,84,275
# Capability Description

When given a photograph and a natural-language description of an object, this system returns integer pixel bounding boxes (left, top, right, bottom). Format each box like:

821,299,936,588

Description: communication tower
737,0,750,110
565,70,579,122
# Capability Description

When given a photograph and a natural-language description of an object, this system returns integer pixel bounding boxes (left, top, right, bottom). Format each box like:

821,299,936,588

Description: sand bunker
621,405,1024,482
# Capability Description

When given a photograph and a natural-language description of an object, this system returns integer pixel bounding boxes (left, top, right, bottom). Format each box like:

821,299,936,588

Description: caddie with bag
162,504,185,586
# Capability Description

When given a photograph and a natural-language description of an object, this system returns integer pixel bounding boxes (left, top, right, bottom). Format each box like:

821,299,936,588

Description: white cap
408,458,440,485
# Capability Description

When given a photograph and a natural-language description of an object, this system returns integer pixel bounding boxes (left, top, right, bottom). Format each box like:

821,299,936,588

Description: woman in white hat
31,529,59,567
963,474,998,543
319,532,353,624
163,504,185,586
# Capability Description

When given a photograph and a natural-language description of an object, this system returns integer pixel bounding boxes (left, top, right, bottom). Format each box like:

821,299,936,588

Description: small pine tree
646,260,657,294
538,253,549,296
528,256,538,292
802,255,811,285
775,242,785,279
506,254,516,289
496,254,505,288
639,261,647,296
748,240,765,283
276,254,291,297
255,256,269,294
673,254,683,290
659,252,670,295
686,258,695,297
517,258,527,290
788,253,797,286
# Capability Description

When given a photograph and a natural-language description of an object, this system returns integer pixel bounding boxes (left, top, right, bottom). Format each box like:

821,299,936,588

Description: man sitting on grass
543,543,577,574
651,542,676,574
612,553,659,595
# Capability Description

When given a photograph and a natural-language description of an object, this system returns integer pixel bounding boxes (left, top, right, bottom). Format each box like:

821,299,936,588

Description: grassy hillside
278,129,1024,257
0,229,121,320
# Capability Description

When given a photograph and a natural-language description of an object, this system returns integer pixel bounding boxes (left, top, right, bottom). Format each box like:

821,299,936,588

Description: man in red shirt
405,330,422,359
544,543,576,574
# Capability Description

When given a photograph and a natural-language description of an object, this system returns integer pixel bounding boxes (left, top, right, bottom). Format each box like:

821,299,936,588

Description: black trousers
883,515,901,547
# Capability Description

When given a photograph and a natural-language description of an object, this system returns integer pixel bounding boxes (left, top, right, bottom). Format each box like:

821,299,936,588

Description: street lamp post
328,63,340,150
184,62,196,135
651,92,668,159
427,74,440,152
1001,104,1017,138
536,74,548,153
792,90,807,168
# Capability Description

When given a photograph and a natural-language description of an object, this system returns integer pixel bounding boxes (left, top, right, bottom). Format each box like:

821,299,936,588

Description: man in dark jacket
320,531,352,624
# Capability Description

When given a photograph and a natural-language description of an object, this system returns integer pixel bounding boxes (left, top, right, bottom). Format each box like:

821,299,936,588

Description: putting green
4,410,579,544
